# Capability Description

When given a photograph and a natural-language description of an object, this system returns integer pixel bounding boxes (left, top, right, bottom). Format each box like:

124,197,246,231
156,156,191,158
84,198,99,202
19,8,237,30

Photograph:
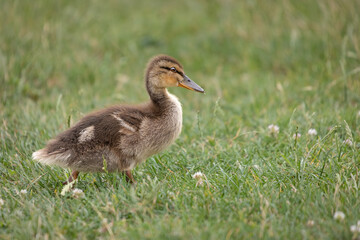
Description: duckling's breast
138,93,183,160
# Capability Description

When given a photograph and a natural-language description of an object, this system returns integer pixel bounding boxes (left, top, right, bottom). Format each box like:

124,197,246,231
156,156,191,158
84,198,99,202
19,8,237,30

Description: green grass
1,0,360,239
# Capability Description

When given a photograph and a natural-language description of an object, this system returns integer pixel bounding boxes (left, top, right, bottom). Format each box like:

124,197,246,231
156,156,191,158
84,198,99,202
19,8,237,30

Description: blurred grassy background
1,0,360,239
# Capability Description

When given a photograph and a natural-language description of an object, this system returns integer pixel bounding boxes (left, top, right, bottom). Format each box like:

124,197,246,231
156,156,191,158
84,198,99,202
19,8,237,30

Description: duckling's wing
110,110,144,135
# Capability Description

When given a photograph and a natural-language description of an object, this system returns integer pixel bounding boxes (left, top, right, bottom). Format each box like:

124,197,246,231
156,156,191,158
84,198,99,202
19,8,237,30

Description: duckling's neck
146,83,172,105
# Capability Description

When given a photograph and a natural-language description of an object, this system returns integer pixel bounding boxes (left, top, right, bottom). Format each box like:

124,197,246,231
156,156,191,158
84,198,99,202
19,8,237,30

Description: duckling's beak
178,75,205,93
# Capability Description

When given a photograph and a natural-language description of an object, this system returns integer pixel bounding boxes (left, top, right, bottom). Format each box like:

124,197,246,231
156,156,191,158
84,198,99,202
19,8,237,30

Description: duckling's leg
62,170,79,185
124,170,136,184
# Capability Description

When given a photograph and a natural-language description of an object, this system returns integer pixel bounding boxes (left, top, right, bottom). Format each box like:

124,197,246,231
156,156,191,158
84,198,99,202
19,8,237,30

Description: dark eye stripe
160,66,171,71
160,66,184,76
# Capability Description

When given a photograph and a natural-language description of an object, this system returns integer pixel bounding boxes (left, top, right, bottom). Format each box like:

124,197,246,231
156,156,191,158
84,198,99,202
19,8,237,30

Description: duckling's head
146,55,204,94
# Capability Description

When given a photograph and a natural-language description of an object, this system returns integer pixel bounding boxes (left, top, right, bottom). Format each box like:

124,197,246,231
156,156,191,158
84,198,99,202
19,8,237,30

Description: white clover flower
333,211,345,221
306,220,315,227
192,171,205,186
20,189,28,195
350,220,360,233
293,133,301,140
350,225,359,233
343,139,353,147
307,129,317,136
0,198,4,207
192,171,204,179
357,111,360,117
72,188,85,199
268,124,280,135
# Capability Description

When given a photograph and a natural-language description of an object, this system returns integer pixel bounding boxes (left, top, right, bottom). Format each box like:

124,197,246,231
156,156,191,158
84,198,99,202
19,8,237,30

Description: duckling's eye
170,67,176,72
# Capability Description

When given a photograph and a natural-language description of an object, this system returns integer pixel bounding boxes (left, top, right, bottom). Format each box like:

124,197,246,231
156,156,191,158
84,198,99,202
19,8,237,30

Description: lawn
1,0,360,239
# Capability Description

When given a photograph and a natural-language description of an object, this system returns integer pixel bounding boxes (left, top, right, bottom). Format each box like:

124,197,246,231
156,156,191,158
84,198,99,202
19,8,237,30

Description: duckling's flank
32,55,204,184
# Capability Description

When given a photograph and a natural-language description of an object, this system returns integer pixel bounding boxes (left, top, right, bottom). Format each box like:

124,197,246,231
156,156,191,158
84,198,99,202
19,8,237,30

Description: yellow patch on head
163,75,178,87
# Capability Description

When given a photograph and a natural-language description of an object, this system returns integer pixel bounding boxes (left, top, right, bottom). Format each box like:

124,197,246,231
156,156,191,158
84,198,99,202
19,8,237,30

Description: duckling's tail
32,148,71,168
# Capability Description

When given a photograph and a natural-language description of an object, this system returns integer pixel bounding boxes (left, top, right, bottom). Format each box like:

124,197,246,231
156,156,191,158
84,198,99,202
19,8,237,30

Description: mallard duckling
32,55,204,184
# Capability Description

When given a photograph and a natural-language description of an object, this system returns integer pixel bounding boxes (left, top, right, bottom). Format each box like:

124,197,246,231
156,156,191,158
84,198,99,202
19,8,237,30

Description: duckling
32,55,204,184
